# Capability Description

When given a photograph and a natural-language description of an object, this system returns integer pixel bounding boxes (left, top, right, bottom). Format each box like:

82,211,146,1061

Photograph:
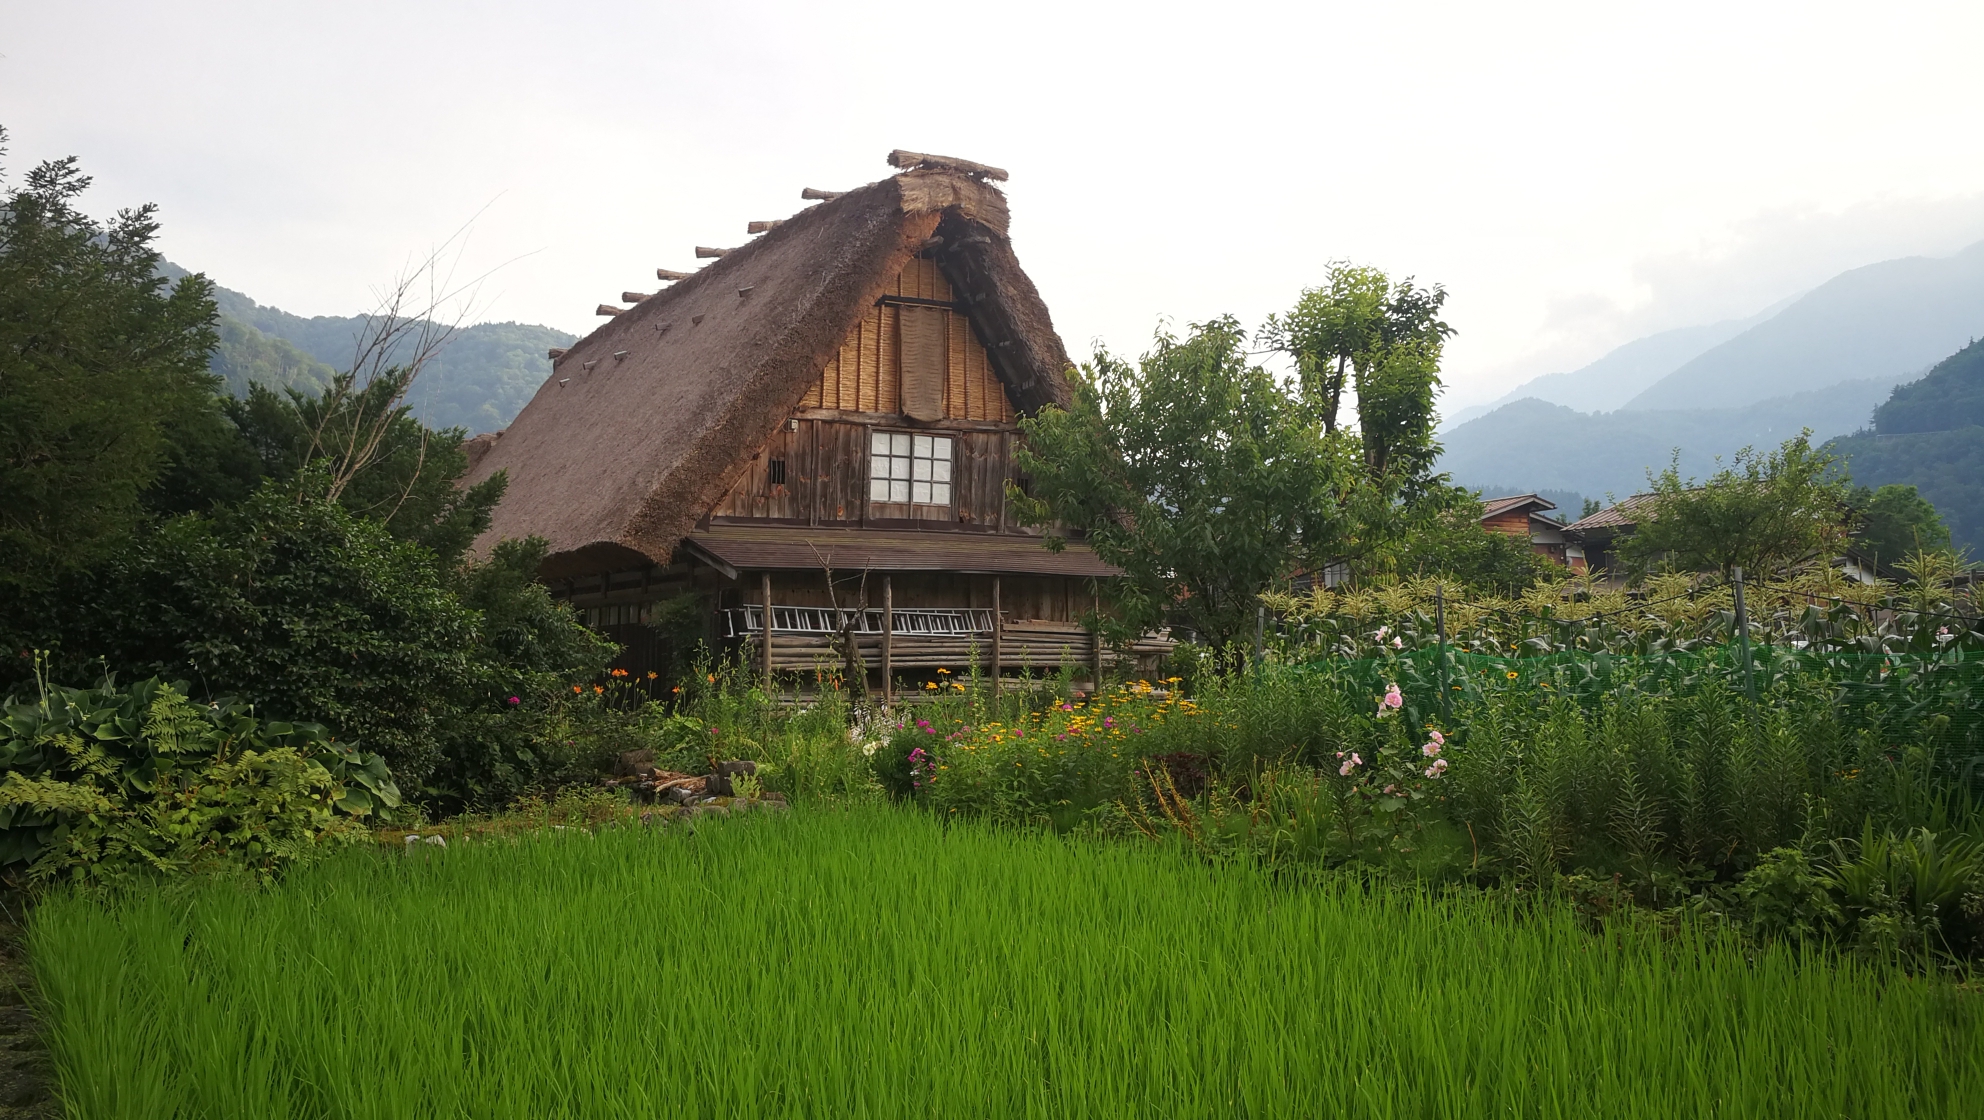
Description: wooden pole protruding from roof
656,268,691,281
547,348,567,359
595,304,623,317
621,291,649,303
887,149,1009,182
695,246,730,258
882,576,893,705
800,188,842,201
760,571,774,692
746,220,784,234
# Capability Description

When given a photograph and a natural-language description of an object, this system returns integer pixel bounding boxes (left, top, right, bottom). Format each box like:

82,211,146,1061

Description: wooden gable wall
799,257,1017,423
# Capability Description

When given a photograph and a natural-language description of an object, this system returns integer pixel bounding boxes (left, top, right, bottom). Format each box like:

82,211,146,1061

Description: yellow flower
924,682,938,690
1505,671,1518,680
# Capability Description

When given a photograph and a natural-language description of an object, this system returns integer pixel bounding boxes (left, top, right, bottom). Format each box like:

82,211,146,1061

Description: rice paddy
25,808,1984,1119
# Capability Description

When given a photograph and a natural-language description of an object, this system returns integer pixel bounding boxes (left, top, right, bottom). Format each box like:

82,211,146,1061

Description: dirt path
0,901,55,1120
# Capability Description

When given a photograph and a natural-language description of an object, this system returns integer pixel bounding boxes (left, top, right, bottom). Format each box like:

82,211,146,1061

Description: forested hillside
1440,378,1894,500
163,261,573,433
1828,339,1984,549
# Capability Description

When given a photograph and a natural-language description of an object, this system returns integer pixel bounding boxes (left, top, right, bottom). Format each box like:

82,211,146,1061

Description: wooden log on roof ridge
695,246,730,258
595,304,623,317
656,268,691,281
547,347,567,359
887,149,1009,182
621,291,650,303
800,188,842,201
746,220,784,234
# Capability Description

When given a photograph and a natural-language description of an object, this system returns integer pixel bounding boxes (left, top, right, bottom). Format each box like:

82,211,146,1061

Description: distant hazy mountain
1827,339,1984,550
1623,240,1984,411
1444,316,1763,429
1440,379,1894,500
163,262,573,434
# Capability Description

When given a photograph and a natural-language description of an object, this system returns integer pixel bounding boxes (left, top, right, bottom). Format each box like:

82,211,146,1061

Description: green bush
2,477,614,809
0,668,397,888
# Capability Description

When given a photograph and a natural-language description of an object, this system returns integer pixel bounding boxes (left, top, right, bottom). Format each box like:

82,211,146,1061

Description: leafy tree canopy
0,129,221,586
1850,483,1952,566
1620,432,1853,578
1012,317,1355,650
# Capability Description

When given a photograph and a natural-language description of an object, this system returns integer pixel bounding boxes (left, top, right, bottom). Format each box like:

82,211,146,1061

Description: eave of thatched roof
462,168,1074,581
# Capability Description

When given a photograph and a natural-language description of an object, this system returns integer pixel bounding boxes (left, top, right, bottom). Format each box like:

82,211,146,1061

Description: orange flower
646,671,658,680
571,685,582,694
593,685,605,694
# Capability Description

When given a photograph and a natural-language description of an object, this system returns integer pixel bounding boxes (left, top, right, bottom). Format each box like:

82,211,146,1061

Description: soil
0,899,55,1120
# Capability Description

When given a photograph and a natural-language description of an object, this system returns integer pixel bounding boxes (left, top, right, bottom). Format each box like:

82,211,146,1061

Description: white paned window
868,430,953,505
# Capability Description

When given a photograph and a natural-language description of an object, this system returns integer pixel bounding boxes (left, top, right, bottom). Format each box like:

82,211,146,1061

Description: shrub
0,668,397,888
3,478,614,809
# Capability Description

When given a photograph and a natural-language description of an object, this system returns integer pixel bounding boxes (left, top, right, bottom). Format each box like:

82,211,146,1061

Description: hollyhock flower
1427,729,1445,746
1391,636,1404,649
1338,752,1364,777
1422,741,1441,758
1377,683,1403,717
1374,625,1391,641
1425,758,1448,778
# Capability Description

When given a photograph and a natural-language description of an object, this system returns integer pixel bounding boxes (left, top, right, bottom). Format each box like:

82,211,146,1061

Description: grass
25,808,1983,1119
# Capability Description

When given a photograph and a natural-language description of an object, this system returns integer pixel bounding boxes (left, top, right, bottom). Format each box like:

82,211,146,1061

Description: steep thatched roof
463,166,1074,580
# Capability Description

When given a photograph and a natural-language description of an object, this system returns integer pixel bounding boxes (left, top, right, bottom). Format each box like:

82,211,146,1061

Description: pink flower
1424,758,1448,778
507,696,520,705
1377,683,1403,717
1421,741,1441,758
1339,759,1357,777
1391,636,1404,649
1427,729,1445,746
1383,784,1397,794
1374,626,1390,641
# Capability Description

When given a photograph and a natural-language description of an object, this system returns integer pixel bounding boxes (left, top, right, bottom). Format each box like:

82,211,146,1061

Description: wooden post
1090,591,1104,695
991,576,1003,697
882,576,894,705
760,571,773,692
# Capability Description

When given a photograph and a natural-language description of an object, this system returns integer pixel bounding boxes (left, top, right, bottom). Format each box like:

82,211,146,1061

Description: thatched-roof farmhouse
463,151,1162,694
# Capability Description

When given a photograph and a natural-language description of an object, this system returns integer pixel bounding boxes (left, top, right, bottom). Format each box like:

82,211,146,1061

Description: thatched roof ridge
464,167,1074,579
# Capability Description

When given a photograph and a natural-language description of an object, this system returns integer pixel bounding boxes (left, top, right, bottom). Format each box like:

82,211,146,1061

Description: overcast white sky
6,0,1983,409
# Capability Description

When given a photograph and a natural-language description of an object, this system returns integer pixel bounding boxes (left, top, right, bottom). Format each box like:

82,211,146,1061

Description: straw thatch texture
464,170,1073,580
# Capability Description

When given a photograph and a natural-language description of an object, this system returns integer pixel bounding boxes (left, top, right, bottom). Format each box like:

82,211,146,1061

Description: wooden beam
800,187,842,201
746,220,784,234
621,291,649,303
547,347,567,359
595,304,623,317
882,576,894,705
887,149,1009,182
760,571,773,691
695,246,730,258
656,268,691,281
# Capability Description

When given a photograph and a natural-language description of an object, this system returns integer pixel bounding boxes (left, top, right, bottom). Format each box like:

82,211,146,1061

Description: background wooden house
462,152,1166,695
1479,494,1584,570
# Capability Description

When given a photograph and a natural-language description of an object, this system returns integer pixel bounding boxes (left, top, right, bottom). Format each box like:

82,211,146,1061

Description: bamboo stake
882,576,894,704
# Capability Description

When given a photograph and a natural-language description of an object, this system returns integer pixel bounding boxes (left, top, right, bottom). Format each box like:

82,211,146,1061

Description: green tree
227,368,504,566
1260,262,1454,488
1850,483,1951,567
1386,488,1556,595
0,131,221,586
1621,432,1852,578
1012,318,1354,651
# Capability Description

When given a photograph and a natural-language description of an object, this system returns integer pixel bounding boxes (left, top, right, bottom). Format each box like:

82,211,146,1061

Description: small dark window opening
767,458,787,487
1014,473,1034,498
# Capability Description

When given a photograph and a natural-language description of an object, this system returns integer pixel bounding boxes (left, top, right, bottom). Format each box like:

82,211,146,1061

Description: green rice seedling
27,808,1983,1119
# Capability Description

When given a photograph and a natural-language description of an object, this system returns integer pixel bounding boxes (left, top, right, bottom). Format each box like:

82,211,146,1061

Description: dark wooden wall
708,418,1031,533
